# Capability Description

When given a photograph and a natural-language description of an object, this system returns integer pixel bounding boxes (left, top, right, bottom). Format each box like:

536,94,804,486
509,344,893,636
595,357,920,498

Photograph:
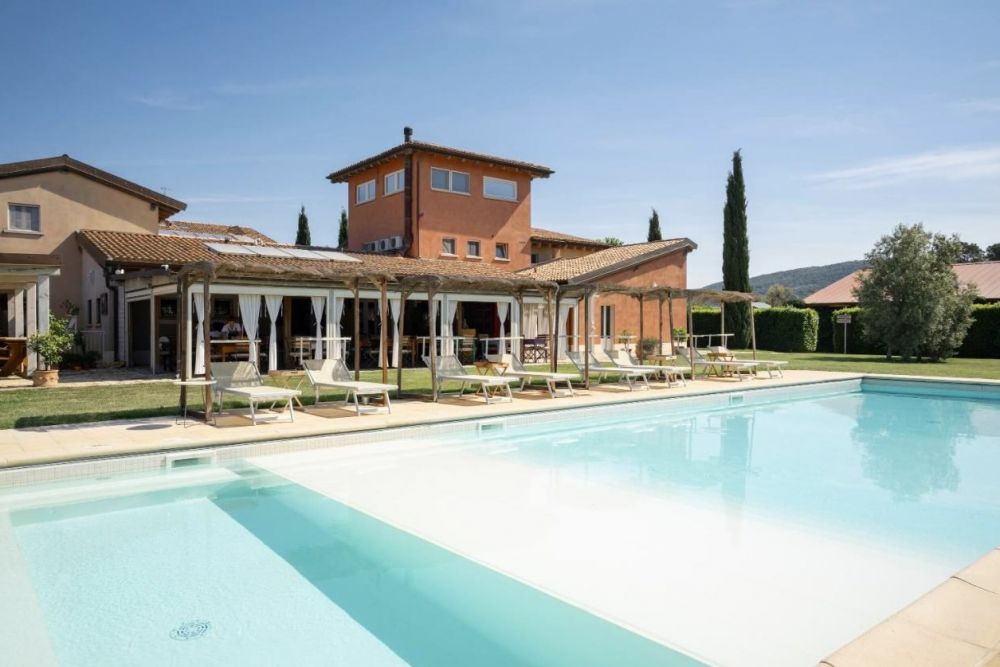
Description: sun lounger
212,361,301,424
500,354,575,398
567,351,651,390
709,345,788,378
612,349,687,386
303,358,395,415
424,354,519,404
677,348,758,381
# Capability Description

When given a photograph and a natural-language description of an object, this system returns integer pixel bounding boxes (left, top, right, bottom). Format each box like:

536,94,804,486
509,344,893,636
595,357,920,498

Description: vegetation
958,241,985,263
600,237,624,247
752,307,818,352
988,243,1000,261
836,303,1000,359
26,316,76,370
337,208,349,249
722,150,751,348
703,259,867,298
647,208,662,242
856,224,976,361
764,284,796,306
295,205,311,246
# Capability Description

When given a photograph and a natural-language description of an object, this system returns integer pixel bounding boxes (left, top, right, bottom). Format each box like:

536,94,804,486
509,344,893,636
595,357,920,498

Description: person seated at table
221,317,243,339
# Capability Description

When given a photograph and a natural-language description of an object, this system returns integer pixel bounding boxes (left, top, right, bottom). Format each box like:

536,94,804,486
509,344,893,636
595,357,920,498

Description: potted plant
27,315,76,387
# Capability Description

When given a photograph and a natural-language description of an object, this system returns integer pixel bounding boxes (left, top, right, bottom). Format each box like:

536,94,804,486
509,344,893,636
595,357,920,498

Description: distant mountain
704,260,867,298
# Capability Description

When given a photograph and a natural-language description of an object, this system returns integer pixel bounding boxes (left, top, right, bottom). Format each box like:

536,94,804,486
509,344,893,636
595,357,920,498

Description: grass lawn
1,354,997,430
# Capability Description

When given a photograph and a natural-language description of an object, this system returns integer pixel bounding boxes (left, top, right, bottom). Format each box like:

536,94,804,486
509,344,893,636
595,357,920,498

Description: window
87,299,93,326
430,167,470,194
467,240,481,257
356,179,376,204
495,243,509,260
8,204,40,232
483,176,517,201
530,252,540,264
442,238,456,255
384,169,404,196
600,305,614,339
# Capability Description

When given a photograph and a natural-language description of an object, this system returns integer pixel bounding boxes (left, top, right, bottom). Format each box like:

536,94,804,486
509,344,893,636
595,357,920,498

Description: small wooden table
475,360,508,376
0,337,28,377
210,339,259,362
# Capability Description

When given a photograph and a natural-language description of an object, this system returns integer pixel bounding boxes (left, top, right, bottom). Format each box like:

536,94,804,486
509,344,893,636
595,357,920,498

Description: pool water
2,379,999,666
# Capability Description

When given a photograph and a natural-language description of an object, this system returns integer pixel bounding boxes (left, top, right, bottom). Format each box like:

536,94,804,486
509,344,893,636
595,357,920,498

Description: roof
327,139,554,183
78,229,546,288
159,220,277,245
517,239,697,283
804,262,1000,305
0,155,186,217
530,228,610,248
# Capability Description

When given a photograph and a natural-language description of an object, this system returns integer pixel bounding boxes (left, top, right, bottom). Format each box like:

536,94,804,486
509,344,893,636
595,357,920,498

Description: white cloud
807,145,1000,189
213,78,328,96
130,89,204,111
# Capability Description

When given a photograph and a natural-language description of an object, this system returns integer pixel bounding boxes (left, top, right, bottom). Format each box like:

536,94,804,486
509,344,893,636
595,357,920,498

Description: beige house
0,155,185,367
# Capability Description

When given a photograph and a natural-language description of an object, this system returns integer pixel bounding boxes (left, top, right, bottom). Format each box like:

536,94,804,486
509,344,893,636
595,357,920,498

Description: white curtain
375,299,384,368
310,296,325,360
264,295,282,371
558,302,573,358
331,296,345,359
428,298,439,362
390,296,402,367
238,294,261,367
443,297,458,356
525,304,539,339
193,293,205,375
497,301,510,354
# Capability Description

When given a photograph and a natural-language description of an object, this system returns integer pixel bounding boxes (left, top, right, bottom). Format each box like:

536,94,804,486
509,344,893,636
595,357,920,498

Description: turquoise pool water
2,378,999,666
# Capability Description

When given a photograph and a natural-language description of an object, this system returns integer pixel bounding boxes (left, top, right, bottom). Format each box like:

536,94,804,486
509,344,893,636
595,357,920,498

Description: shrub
59,350,101,370
26,316,76,370
752,307,819,352
640,337,660,355
959,304,1000,358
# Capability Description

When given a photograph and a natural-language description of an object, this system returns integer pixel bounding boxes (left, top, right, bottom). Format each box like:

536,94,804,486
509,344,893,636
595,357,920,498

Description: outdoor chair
423,354,518,404
499,354,576,398
709,345,787,378
677,347,758,381
613,349,687,386
212,361,301,425
303,358,395,415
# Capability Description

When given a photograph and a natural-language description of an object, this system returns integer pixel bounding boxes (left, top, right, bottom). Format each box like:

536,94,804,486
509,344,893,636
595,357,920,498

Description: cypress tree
722,150,751,348
337,208,349,249
647,208,662,242
295,205,311,246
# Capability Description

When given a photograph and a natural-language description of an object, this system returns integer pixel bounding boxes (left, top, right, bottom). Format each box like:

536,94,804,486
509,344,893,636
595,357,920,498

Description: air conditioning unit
378,239,388,251
363,242,375,251
389,235,403,249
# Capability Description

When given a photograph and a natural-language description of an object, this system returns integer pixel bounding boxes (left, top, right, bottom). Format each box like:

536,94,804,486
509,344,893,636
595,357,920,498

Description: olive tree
855,224,976,361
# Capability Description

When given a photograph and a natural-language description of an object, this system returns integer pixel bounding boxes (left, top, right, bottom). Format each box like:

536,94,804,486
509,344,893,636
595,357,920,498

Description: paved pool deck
2,368,1000,667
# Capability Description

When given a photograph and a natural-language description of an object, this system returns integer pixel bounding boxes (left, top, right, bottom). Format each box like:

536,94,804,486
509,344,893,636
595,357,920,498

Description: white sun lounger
424,354,519,404
709,345,788,378
500,354,575,398
612,349,687,386
212,361,301,425
303,358,395,415
567,351,651,390
678,347,758,381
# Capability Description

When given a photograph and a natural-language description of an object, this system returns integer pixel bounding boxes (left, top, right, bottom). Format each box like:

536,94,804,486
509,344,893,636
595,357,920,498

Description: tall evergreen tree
647,208,662,242
722,150,752,347
295,205,311,246
337,208,349,249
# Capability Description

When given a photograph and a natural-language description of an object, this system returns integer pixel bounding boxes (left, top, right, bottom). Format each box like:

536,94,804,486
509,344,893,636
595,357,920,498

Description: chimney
403,126,413,143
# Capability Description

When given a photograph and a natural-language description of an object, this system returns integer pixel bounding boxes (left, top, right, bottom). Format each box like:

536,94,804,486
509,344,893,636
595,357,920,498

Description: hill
704,260,867,298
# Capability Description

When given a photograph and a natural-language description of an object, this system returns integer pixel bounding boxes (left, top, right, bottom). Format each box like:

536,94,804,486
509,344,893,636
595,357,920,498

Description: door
129,299,151,367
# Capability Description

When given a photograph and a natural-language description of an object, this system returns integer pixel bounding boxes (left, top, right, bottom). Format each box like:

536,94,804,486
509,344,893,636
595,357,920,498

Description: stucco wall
0,171,160,315
345,156,407,252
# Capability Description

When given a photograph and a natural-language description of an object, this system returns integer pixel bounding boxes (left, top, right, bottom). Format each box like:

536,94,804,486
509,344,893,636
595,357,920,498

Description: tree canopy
337,208,349,249
764,284,795,307
295,206,311,246
647,208,662,242
957,241,985,263
600,237,625,247
986,243,1000,261
855,223,976,361
722,150,751,347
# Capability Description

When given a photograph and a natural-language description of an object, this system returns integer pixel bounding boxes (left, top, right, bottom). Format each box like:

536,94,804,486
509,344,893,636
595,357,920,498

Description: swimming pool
2,377,998,666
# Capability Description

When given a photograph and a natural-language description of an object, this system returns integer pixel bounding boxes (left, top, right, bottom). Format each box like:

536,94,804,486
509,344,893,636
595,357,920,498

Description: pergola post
515,291,525,361
176,275,188,411
686,297,695,379
352,279,361,381
550,289,559,373
202,274,213,418
750,301,758,360
667,293,675,354
379,278,389,384
720,301,726,348
396,288,409,393
582,289,591,389
638,293,645,362
657,295,664,358
428,283,439,401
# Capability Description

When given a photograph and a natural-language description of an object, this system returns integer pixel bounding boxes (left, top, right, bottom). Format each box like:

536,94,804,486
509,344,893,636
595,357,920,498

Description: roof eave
567,239,698,284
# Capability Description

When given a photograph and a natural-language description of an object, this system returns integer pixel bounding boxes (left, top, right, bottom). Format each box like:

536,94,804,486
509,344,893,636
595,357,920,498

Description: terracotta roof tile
530,228,610,248
0,155,185,215
804,262,1000,305
518,239,696,283
327,139,553,182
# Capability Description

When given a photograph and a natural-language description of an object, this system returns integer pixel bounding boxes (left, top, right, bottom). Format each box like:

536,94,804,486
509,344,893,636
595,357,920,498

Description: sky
3,0,998,287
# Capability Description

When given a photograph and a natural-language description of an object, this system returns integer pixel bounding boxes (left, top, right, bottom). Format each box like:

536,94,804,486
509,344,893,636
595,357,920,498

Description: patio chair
566,351,651,391
709,345,787,378
677,347,758,381
499,354,575,398
612,349,687,386
423,354,518,404
303,358,395,415
212,361,301,425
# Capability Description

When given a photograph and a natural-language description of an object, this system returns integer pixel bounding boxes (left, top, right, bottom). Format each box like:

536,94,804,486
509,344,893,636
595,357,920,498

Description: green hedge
687,306,818,352
959,304,1000,358
812,306,837,352
753,307,819,352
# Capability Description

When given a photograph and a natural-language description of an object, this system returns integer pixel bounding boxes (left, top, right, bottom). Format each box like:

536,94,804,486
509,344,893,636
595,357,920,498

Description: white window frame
430,167,471,195
441,238,457,256
494,243,509,261
7,203,41,233
384,169,404,196
600,305,614,339
356,179,376,204
483,176,517,202
466,240,481,258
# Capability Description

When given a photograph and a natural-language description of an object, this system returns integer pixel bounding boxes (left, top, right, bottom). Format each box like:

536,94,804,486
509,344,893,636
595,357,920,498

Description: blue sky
3,0,998,287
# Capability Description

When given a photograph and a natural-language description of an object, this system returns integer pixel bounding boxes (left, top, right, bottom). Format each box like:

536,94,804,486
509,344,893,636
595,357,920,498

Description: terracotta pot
32,369,60,387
